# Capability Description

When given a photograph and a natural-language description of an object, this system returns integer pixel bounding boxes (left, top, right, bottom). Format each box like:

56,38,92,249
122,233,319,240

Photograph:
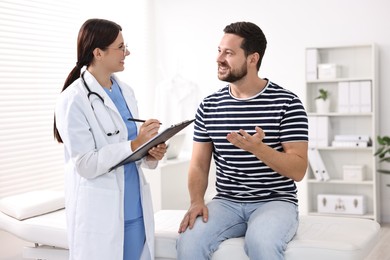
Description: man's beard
218,62,247,83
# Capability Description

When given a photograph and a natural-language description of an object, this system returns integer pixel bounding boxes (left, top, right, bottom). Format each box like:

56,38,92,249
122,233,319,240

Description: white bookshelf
305,44,379,221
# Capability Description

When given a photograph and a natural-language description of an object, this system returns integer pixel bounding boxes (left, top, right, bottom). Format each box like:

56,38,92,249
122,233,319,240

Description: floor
0,224,389,260
0,230,32,260
365,223,390,260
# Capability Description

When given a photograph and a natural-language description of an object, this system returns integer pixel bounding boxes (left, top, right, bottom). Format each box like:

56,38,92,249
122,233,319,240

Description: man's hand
178,201,208,233
226,126,265,154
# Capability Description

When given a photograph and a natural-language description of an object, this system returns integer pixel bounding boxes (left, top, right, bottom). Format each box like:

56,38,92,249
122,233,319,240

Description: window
0,0,81,198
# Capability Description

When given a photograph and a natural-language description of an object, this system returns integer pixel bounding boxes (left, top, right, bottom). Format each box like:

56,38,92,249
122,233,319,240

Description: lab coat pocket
76,185,120,234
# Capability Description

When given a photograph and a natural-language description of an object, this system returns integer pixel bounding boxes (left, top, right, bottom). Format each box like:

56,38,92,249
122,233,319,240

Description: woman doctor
54,18,166,260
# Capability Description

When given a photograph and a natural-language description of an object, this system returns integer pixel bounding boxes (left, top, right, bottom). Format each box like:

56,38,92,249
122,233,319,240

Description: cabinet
143,154,217,213
305,44,379,221
143,156,191,212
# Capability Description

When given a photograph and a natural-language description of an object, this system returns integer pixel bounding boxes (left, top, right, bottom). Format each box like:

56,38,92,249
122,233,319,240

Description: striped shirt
194,80,308,205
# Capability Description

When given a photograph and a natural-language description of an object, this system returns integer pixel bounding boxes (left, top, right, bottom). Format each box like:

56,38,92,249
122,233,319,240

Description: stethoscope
81,71,120,136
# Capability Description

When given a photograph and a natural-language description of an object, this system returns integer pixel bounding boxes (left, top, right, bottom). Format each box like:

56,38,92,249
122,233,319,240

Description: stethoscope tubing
81,71,105,103
81,71,120,136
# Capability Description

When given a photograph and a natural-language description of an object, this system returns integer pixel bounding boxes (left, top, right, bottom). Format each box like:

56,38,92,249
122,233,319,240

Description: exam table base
23,245,68,260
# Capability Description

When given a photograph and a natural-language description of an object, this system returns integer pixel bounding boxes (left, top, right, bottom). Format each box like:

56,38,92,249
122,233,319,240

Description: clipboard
109,119,195,171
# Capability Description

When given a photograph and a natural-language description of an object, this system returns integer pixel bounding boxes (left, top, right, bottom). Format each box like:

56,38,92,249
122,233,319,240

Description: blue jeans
176,199,299,260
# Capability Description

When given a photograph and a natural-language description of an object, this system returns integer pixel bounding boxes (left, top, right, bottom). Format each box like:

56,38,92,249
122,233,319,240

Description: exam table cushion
0,190,65,220
0,207,68,249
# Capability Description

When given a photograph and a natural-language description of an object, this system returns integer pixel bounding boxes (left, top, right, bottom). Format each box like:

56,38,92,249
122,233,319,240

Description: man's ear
247,52,259,68
250,52,260,65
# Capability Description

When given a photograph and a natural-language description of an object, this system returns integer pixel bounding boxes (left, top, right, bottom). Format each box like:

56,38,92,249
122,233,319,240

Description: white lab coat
55,70,156,260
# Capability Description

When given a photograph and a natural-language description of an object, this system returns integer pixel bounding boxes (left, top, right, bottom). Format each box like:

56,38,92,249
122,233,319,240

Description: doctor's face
102,31,130,73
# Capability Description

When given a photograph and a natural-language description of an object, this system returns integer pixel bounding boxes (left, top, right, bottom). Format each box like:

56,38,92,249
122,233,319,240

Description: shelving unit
305,44,379,221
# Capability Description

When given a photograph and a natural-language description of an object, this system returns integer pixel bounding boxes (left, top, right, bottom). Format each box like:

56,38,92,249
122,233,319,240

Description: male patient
176,21,308,260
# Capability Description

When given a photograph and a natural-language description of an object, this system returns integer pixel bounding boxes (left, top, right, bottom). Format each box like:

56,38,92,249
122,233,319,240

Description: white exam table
0,190,68,260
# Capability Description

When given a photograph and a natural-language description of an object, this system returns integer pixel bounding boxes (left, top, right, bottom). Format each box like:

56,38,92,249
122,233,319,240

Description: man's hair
223,22,267,70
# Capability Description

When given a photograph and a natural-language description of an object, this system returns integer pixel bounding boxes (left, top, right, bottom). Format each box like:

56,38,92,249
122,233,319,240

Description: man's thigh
246,201,299,244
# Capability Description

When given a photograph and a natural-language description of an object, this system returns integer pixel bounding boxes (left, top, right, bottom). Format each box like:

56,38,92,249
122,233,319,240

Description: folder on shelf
337,81,372,113
349,81,361,113
308,148,330,181
308,116,330,148
359,81,372,113
337,82,350,113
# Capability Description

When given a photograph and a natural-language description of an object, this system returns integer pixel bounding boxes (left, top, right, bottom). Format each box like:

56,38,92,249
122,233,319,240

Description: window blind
0,0,81,198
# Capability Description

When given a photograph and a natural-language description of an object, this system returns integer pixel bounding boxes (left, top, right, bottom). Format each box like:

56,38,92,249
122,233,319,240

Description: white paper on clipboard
109,119,195,171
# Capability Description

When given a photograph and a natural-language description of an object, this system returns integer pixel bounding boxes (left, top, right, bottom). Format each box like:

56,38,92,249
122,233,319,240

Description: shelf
307,77,373,83
308,211,375,220
305,44,379,221
307,112,372,117
315,146,372,151
307,179,374,185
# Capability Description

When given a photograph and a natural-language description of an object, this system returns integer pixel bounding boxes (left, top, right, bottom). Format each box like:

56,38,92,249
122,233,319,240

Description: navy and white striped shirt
194,80,308,205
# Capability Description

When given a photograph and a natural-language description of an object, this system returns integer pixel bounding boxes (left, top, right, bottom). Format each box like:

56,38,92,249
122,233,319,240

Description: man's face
216,33,248,83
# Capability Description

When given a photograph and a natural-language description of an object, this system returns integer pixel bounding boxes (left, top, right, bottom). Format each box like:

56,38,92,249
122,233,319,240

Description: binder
360,81,372,113
308,148,330,181
308,116,317,148
308,116,330,148
338,80,371,113
349,81,360,113
337,82,350,113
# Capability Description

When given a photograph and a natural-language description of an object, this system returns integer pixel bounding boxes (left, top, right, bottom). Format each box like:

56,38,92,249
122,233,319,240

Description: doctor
54,19,166,260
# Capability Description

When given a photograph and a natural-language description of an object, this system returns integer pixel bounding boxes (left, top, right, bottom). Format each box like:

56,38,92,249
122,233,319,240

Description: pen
127,118,162,125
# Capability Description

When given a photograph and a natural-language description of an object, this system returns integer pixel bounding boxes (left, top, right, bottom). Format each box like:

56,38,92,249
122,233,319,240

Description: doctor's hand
131,119,161,151
146,143,167,161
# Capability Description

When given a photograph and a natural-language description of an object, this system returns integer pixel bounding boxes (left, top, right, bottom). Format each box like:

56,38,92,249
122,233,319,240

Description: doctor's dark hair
53,18,122,143
223,21,267,71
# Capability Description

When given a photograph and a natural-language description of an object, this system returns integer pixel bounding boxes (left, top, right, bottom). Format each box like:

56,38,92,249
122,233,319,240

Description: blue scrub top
104,79,142,221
